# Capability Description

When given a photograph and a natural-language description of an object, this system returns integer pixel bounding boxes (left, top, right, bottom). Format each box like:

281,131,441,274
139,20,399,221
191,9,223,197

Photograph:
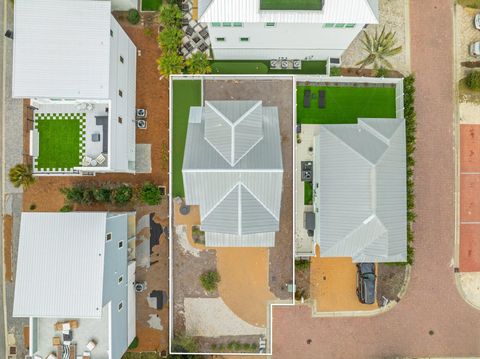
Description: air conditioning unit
329,57,341,67
136,119,147,129
136,108,147,118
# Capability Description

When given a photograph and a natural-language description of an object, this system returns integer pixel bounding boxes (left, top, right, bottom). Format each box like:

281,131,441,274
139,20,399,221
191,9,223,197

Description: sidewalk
2,0,28,358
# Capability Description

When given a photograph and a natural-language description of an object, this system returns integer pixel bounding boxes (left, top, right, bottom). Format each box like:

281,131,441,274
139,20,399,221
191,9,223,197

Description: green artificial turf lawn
172,79,202,198
210,60,326,75
36,116,82,170
297,86,397,124
304,181,313,205
141,0,162,11
260,0,323,10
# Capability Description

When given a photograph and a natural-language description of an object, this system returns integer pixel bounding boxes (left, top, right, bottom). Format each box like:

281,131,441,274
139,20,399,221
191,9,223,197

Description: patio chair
82,352,91,359
68,320,78,329
318,90,326,108
46,353,57,359
303,89,311,108
82,156,92,167
52,336,61,346
86,340,97,351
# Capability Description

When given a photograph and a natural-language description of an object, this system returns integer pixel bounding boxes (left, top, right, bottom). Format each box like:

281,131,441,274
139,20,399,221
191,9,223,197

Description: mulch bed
376,264,407,305
340,67,404,78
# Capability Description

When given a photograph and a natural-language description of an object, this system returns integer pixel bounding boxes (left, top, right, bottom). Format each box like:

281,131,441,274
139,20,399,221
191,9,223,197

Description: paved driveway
272,1,480,357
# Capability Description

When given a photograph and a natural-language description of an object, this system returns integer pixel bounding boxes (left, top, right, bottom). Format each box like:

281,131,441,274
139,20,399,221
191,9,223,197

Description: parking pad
460,125,480,271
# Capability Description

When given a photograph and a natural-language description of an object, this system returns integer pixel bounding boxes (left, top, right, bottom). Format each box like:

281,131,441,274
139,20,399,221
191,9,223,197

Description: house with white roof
198,0,378,61
13,212,137,359
182,100,283,247
313,117,406,262
12,0,137,175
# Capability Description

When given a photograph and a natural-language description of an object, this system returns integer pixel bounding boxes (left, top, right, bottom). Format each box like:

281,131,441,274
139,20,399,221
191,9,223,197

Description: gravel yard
341,0,410,75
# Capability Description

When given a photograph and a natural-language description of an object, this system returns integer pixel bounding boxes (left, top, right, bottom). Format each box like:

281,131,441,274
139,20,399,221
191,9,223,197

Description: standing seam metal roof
314,118,406,262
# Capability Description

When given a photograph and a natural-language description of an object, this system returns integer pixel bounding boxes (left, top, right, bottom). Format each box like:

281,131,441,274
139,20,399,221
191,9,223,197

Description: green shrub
466,71,480,89
128,336,139,349
159,4,182,27
226,342,235,350
139,182,162,205
157,27,183,53
186,52,211,74
81,188,95,205
93,187,112,203
113,185,133,205
295,259,310,271
127,8,140,25
171,335,199,354
61,186,85,204
9,164,35,189
231,341,241,351
241,343,251,351
200,270,220,292
329,67,341,76
250,343,257,351
60,205,73,212
29,203,36,210
210,343,217,350
375,66,388,78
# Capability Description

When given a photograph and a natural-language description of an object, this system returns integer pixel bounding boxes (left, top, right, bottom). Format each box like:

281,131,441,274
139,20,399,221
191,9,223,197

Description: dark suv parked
356,263,376,304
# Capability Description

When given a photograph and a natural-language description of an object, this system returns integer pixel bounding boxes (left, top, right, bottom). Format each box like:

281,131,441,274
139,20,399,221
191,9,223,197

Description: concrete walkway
272,1,480,357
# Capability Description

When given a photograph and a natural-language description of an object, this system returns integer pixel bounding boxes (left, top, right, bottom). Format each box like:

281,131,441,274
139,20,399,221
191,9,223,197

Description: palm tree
9,164,35,189
186,52,211,74
356,26,402,70
156,53,184,78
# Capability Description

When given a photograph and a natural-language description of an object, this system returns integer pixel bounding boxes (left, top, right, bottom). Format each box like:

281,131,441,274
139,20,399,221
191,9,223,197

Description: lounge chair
318,90,326,108
303,89,311,108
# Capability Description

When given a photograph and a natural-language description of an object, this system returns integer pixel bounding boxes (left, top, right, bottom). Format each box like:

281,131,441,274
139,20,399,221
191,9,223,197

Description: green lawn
304,181,313,205
172,79,202,198
141,0,162,11
297,86,397,124
260,0,323,10
210,60,326,75
35,113,84,171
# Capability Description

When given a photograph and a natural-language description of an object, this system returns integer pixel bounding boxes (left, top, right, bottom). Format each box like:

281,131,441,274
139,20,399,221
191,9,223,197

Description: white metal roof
199,0,378,24
12,0,111,99
183,101,283,246
314,118,407,262
13,212,107,318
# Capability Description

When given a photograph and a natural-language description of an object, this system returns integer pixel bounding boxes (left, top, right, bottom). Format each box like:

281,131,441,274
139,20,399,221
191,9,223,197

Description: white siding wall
208,22,364,60
109,15,137,173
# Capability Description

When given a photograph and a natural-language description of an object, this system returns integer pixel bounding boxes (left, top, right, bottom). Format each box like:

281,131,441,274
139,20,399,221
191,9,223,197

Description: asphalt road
272,1,480,358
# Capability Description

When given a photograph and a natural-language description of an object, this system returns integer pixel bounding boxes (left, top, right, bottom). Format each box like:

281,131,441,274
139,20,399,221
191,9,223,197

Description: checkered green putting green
34,113,86,171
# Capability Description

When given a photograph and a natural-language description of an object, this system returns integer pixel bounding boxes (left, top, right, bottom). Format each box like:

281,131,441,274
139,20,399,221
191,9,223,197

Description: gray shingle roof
313,118,406,262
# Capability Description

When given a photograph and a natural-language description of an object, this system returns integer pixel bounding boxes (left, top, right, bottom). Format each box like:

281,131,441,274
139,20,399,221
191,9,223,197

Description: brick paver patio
272,1,480,357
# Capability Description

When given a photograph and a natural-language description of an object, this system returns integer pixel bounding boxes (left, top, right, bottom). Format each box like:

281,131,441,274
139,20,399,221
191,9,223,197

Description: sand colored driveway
216,248,277,328
310,248,377,312
272,1,480,357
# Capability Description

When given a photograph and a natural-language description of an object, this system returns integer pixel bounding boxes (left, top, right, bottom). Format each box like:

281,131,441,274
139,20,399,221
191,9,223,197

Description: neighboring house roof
199,0,378,24
13,212,107,318
12,0,111,99
314,118,406,262
183,101,283,247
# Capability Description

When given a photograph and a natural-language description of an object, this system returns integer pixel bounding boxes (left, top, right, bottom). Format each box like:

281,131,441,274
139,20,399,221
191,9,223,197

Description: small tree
139,182,162,205
113,185,133,205
200,270,221,292
159,4,182,28
127,8,140,25
157,53,184,77
356,26,402,70
157,27,183,53
186,52,211,74
9,164,35,189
